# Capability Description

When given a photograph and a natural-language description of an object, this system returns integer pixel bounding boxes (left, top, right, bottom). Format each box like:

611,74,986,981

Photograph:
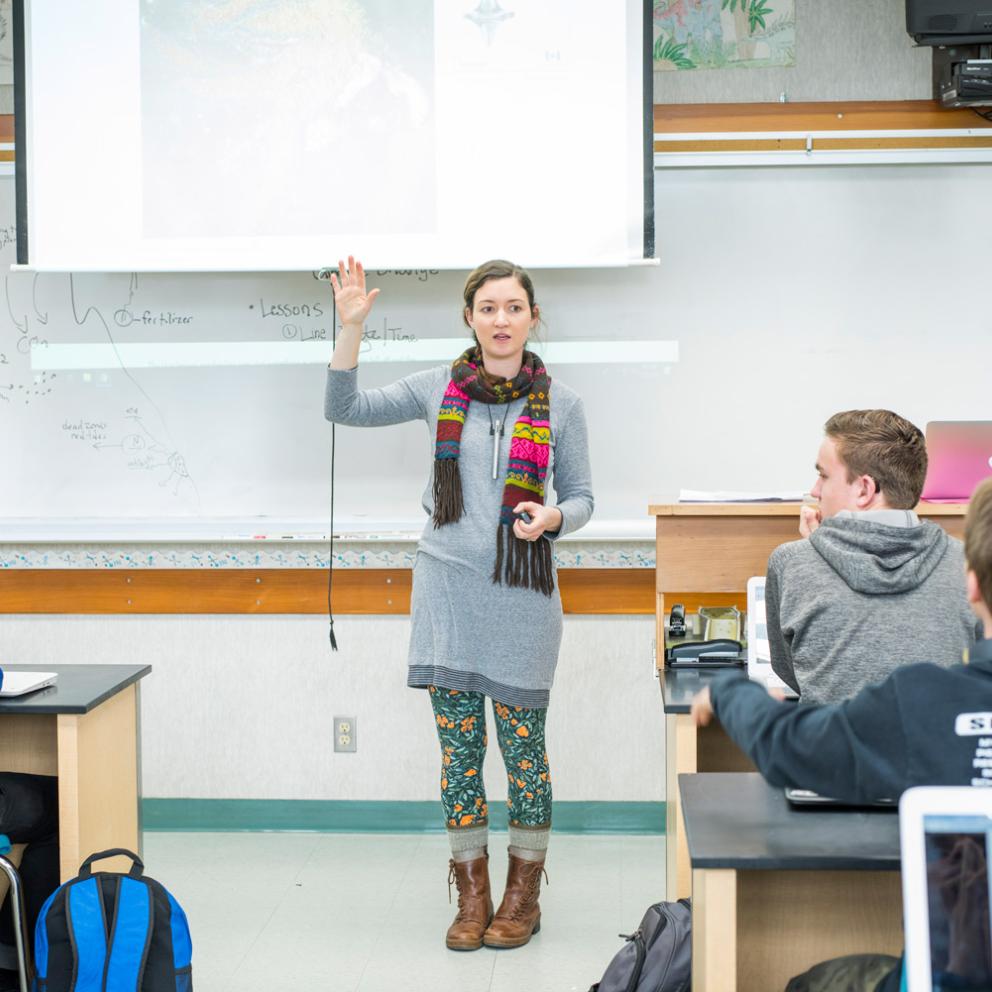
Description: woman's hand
512,502,562,542
330,255,380,328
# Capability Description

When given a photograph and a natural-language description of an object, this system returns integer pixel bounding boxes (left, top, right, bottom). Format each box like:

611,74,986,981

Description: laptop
784,786,895,808
901,786,992,991
0,670,59,697
920,421,992,502
746,576,798,699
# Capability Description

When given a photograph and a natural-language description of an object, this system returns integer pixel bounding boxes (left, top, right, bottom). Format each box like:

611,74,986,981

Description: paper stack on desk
678,489,805,503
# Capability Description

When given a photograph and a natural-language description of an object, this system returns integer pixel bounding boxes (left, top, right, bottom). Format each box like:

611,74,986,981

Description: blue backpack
33,848,192,992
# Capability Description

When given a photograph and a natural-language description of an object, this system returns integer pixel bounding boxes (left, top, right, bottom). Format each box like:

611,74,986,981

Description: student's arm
764,555,800,695
708,671,908,803
543,395,594,540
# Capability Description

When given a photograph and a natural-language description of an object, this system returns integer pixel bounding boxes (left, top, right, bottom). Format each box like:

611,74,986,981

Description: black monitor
906,0,992,45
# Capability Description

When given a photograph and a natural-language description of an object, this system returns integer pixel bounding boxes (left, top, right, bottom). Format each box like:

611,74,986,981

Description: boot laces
447,860,469,919
508,866,549,921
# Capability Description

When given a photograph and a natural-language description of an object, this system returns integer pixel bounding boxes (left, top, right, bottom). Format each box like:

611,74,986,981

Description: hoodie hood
808,516,950,595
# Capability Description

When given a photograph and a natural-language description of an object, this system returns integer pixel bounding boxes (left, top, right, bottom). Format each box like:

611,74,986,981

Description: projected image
140,0,435,239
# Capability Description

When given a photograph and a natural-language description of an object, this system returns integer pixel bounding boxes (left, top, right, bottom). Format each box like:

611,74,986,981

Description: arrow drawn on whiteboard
127,273,138,306
4,277,26,333
32,274,49,325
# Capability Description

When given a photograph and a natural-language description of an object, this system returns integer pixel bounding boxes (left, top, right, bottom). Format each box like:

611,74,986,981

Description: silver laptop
901,786,992,991
0,671,58,697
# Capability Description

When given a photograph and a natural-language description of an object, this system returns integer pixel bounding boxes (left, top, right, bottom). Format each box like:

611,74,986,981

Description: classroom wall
4,157,991,808
654,0,931,104
0,0,931,115
0,614,660,803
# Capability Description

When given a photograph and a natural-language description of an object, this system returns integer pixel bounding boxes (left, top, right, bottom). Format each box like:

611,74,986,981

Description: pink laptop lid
920,421,992,502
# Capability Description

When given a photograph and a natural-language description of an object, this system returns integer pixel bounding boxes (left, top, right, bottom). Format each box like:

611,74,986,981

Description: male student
691,476,992,992
767,408,978,703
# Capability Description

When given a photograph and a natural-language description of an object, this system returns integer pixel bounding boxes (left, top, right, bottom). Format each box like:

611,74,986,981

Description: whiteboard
0,172,673,536
4,161,992,540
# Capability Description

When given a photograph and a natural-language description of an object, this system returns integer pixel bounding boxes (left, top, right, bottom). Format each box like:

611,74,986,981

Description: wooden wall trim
654,135,992,153
654,100,992,134
0,568,655,616
654,100,992,154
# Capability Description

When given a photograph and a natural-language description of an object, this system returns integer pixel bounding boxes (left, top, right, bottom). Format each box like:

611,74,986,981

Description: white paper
678,489,805,503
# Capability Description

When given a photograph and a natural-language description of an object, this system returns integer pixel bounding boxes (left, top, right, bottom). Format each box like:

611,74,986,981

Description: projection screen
15,0,653,271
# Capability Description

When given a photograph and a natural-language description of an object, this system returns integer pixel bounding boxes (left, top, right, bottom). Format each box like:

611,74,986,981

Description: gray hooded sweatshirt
766,513,980,704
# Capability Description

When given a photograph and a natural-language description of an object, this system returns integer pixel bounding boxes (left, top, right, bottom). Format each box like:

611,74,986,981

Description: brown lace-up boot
446,855,493,951
483,852,548,948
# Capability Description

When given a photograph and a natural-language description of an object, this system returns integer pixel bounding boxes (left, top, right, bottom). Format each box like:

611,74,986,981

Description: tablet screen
923,813,992,990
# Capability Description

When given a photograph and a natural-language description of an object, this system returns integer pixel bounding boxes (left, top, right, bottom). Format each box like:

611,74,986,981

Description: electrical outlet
334,716,357,753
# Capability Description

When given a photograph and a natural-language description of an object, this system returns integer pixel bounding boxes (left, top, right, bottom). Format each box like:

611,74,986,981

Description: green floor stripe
142,799,665,835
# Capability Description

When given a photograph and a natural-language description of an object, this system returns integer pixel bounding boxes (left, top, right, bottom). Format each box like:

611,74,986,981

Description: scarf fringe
432,458,464,528
493,524,555,597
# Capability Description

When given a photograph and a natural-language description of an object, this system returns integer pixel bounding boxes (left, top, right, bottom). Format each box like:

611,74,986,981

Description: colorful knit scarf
433,347,554,596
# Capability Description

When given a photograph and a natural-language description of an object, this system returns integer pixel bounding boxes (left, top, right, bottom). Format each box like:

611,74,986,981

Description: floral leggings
428,686,552,830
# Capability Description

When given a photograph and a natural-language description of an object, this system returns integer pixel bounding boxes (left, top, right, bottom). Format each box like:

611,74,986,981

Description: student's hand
330,255,380,328
799,504,822,538
691,686,714,728
512,502,562,542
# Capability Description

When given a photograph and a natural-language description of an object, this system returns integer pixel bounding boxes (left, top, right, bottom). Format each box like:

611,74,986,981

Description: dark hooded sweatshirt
710,637,992,992
766,513,980,703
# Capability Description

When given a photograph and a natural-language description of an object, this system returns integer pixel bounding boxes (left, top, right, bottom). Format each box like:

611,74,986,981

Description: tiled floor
142,832,667,992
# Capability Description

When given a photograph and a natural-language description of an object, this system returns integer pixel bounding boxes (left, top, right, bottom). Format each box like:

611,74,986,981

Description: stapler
666,638,745,668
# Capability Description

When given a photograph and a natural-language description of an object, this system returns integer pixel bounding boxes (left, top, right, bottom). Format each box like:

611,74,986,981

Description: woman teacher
324,256,593,950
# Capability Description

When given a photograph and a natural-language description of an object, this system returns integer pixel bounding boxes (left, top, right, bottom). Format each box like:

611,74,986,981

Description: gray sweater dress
324,365,594,708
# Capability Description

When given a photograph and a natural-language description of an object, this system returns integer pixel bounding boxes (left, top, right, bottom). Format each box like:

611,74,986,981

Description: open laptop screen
920,421,992,502
921,813,992,989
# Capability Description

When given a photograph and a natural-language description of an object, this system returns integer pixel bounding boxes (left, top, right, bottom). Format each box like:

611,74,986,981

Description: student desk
650,500,966,900
661,668,756,899
648,501,967,657
682,773,902,992
0,665,150,880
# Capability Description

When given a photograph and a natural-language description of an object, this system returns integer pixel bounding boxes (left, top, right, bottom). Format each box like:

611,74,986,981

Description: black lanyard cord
327,290,338,651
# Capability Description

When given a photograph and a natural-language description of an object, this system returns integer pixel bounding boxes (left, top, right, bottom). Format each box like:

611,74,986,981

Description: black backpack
590,898,691,992
33,848,192,992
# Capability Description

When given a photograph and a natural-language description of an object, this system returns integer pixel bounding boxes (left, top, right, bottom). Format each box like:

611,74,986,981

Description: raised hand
329,255,380,327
